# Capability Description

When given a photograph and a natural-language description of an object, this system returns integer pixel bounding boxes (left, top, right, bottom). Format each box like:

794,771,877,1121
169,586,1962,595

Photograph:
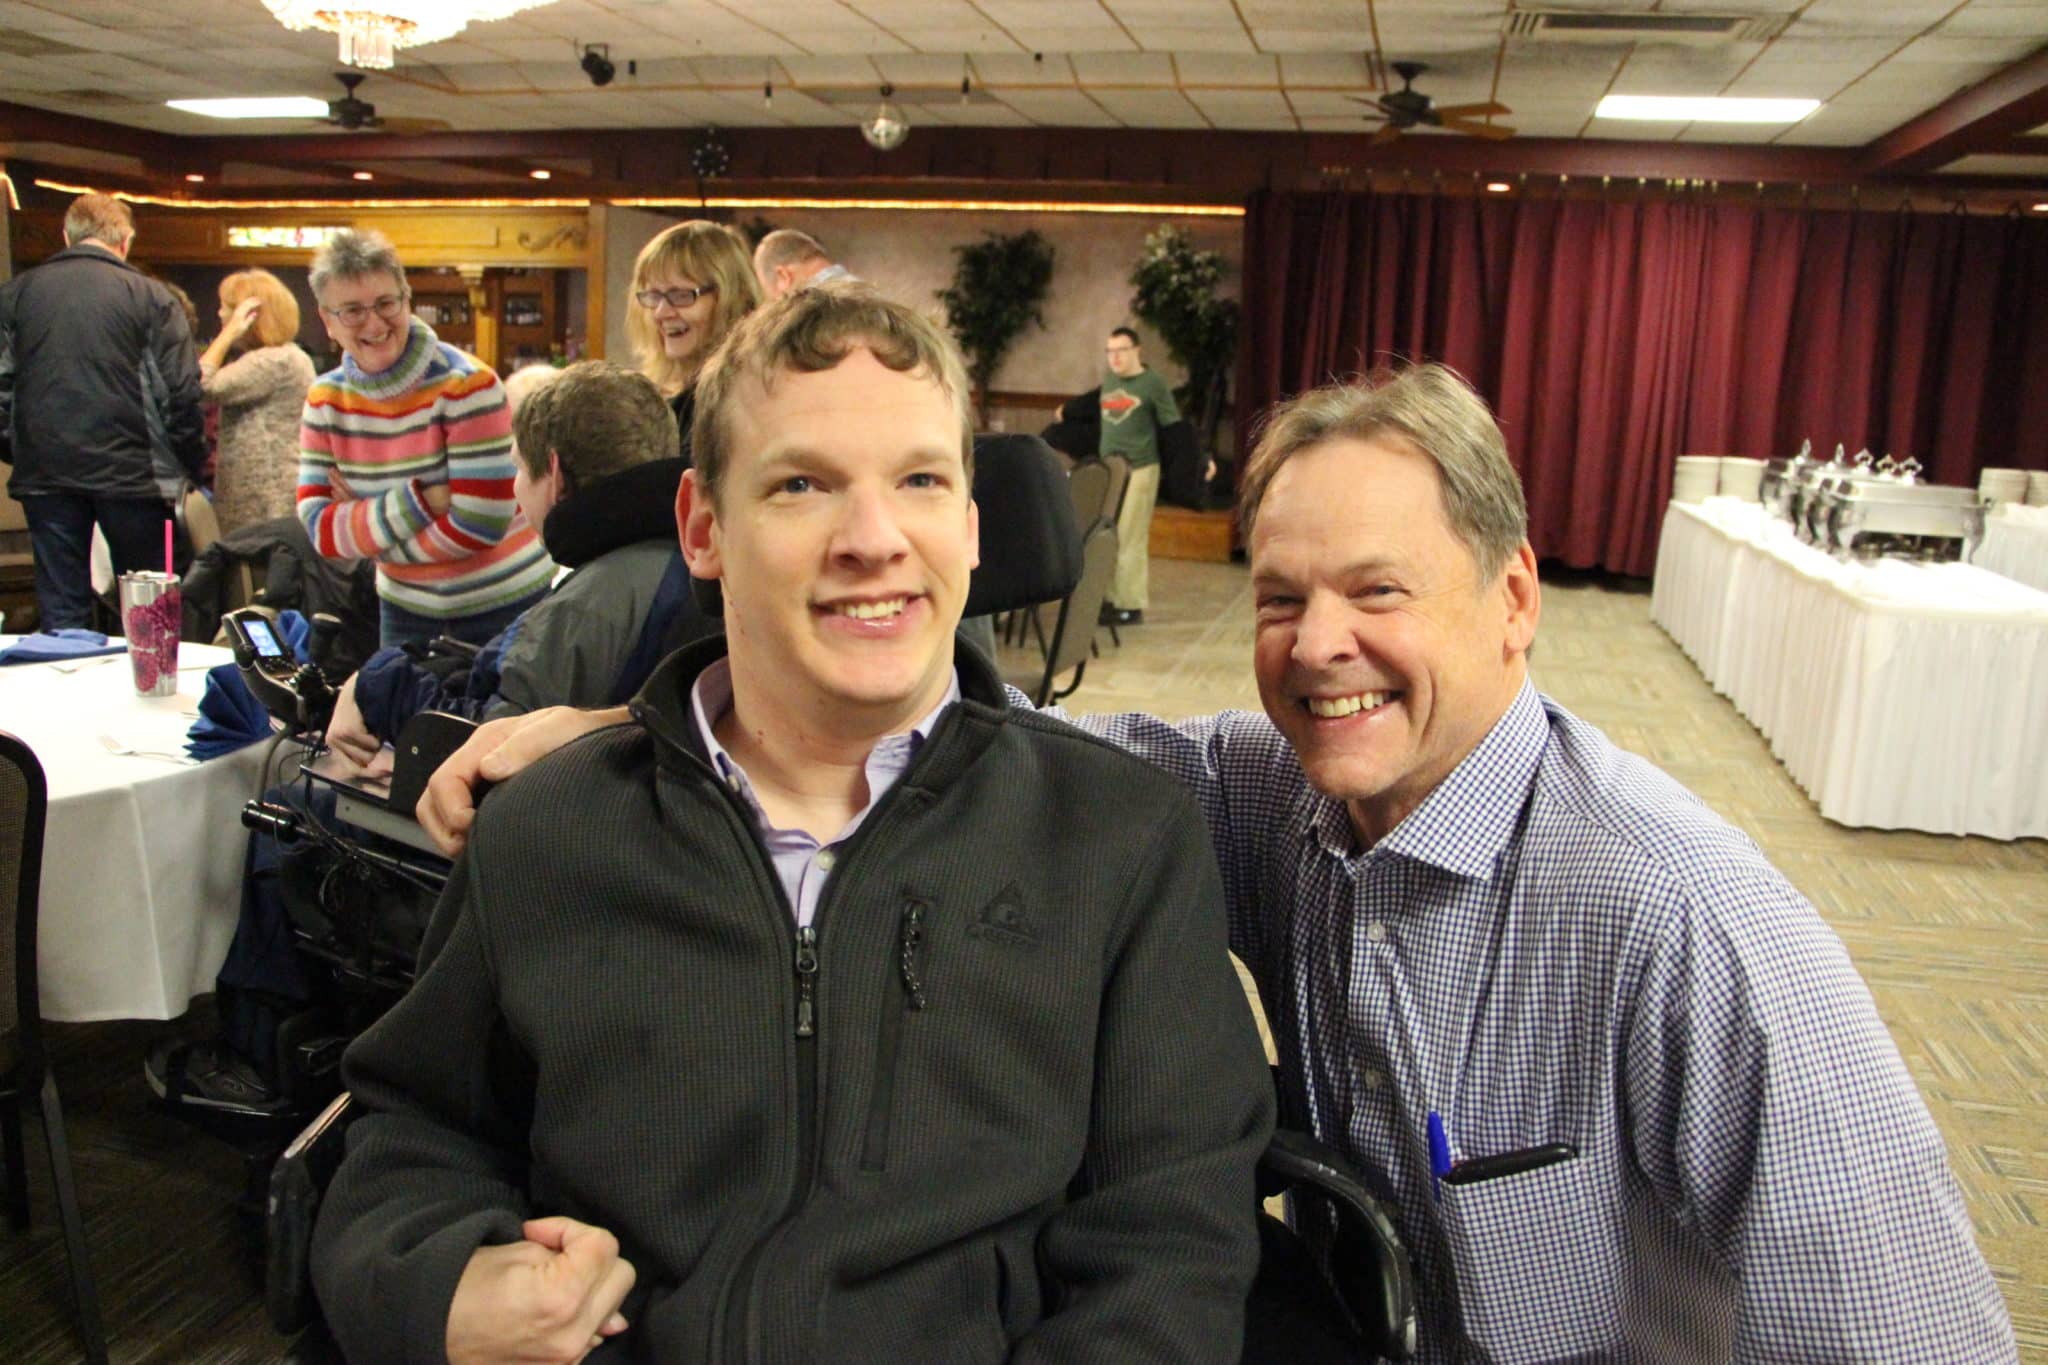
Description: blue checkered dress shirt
1032,680,2014,1362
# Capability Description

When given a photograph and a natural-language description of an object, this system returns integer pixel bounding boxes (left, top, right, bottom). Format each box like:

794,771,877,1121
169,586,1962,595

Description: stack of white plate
2028,470,2048,507
1673,455,1721,503
1719,456,1767,501
1980,468,2030,504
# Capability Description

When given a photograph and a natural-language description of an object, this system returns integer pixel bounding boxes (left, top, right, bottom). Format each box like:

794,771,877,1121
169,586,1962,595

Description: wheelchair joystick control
221,607,339,733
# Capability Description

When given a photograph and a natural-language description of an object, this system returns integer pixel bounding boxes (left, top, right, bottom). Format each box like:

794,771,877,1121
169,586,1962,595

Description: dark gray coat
0,244,207,498
312,640,1274,1363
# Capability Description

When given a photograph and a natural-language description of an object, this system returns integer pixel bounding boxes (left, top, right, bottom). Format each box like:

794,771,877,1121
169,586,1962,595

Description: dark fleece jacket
311,638,1274,1363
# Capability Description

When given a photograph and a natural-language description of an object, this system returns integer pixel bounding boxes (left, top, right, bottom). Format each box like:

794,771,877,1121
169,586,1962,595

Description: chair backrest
1067,458,1112,534
1034,522,1118,707
178,484,223,559
1101,453,1133,525
0,731,49,1063
0,484,27,536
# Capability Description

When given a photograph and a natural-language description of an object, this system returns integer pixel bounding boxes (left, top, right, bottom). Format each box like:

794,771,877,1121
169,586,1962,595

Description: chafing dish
1796,447,1877,543
1760,439,1814,516
1821,462,1987,562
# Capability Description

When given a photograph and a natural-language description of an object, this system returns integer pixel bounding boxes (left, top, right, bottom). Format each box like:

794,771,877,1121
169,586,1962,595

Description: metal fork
97,734,197,765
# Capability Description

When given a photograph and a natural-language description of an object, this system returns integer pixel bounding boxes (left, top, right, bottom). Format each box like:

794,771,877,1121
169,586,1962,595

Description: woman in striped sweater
297,229,553,648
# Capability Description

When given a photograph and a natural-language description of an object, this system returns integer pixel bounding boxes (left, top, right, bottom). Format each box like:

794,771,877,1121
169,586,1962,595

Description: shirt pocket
1439,1157,1612,1363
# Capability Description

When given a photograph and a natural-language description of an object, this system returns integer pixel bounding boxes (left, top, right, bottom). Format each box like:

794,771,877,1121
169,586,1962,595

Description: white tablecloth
1972,504,2048,595
1650,498,2048,840
0,641,275,1020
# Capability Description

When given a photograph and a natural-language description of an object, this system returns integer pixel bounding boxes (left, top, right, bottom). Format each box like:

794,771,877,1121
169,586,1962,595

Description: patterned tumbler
118,571,181,697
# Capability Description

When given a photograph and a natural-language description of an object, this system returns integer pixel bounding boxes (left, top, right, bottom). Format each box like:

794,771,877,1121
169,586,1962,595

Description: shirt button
725,773,743,793
815,849,836,872
1365,921,1389,944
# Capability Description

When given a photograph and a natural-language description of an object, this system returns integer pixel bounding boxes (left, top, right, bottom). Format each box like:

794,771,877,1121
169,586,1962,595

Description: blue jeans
19,491,173,630
378,586,545,651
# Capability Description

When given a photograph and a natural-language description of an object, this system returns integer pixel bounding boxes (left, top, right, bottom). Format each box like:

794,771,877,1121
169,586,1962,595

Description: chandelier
261,1,560,70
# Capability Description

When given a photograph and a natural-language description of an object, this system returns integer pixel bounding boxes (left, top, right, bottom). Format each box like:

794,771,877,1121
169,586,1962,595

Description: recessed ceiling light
1595,95,1819,123
353,171,374,181
1485,181,1511,193
184,173,205,183
166,96,329,120
529,169,551,180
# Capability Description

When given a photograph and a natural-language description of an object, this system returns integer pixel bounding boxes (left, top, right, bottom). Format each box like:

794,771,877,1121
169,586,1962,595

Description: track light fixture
579,42,614,87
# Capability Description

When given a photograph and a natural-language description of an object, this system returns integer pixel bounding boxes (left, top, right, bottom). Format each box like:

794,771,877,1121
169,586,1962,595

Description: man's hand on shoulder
418,705,633,856
446,1216,635,1365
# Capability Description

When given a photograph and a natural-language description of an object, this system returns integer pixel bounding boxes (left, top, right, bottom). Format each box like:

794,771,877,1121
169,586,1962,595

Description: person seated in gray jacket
310,285,1275,1363
323,359,708,763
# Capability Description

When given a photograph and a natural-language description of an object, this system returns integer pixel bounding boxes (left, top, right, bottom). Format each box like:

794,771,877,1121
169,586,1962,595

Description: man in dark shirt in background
0,192,205,627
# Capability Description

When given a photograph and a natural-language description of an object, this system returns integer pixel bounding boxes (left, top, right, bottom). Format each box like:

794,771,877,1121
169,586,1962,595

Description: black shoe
1098,607,1143,627
145,1039,287,1117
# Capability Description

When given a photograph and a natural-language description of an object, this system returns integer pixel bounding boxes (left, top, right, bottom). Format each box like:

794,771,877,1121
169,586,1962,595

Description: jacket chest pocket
1439,1157,1614,1362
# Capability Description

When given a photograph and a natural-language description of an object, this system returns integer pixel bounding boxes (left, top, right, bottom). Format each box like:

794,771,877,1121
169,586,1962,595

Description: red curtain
1238,191,2048,576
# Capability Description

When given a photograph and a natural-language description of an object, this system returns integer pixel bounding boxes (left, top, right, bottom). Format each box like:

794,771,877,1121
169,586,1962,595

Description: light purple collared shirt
690,658,960,928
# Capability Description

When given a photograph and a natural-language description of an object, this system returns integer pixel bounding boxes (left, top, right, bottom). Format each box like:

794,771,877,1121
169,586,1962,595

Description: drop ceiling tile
1895,33,2045,62
916,101,1031,126
1674,121,1789,143
1088,87,1209,126
1607,47,1761,97
1277,52,1374,88
1068,52,1176,86
1939,152,2048,174
1173,52,1277,85
971,52,1078,84
992,87,1117,124
777,55,886,85
1185,88,1296,122
1287,89,1378,116
872,52,972,84
890,27,1028,52
1137,28,1258,53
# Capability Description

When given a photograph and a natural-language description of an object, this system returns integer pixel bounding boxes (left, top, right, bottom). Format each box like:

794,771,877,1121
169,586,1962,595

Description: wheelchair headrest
689,432,1084,621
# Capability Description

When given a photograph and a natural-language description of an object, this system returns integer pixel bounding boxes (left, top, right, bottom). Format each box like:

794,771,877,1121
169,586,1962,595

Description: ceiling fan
323,72,449,134
1348,61,1514,145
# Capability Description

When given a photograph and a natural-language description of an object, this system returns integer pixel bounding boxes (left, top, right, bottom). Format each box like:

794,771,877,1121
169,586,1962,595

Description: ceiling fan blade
1370,122,1403,146
1432,101,1511,120
1441,118,1515,140
1343,94,1381,107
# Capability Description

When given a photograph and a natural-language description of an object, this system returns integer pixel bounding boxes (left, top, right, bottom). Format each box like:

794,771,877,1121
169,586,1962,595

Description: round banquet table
1,639,279,1020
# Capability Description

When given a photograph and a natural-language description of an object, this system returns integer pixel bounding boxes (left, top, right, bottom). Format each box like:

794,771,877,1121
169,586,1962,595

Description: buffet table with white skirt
1,641,279,1020
1972,503,2048,596
1651,498,2048,840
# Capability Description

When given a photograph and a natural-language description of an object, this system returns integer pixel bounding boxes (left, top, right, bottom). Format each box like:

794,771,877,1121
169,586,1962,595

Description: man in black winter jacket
311,285,1274,1363
0,192,206,627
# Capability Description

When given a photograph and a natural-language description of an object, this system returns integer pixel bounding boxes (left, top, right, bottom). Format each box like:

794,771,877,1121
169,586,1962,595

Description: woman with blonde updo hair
625,219,761,460
199,267,315,534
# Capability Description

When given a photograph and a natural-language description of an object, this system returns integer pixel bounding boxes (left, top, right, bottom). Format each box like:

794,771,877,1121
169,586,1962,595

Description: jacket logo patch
968,884,1036,946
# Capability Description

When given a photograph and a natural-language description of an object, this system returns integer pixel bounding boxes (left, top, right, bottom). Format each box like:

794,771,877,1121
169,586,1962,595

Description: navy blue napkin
0,628,127,666
186,663,274,760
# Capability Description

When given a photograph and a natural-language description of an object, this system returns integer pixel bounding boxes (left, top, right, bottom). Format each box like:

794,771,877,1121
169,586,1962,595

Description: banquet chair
1032,522,1118,707
0,731,110,1365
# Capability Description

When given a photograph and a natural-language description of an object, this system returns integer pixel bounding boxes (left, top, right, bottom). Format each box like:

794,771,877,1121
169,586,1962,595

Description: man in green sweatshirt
1098,327,1180,626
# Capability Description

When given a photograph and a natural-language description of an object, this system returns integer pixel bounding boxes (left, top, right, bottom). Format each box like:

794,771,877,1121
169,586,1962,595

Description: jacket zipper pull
899,902,927,1011
794,924,819,1038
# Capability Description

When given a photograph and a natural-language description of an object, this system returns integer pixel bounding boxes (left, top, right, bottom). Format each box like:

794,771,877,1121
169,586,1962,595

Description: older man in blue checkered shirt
424,364,2016,1361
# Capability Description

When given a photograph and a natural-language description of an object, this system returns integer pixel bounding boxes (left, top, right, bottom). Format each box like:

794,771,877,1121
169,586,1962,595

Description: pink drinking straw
164,517,174,577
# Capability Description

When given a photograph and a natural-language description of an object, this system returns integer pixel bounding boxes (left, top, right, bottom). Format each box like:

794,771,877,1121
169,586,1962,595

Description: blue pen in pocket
1427,1110,1452,1200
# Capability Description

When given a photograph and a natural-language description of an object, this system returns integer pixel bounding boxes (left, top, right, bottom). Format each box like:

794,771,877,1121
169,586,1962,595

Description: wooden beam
0,101,185,171
1859,49,2048,176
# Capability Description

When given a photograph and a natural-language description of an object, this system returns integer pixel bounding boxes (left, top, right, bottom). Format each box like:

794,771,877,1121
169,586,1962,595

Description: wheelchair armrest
386,710,479,818
1257,1126,1419,1361
427,634,483,662
266,1091,360,1335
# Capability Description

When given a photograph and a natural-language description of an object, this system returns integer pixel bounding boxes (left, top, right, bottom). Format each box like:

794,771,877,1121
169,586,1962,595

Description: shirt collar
688,656,960,816
1308,677,1549,880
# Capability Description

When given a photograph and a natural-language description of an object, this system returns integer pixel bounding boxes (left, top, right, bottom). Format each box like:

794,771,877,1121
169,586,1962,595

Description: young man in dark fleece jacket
310,285,1275,1363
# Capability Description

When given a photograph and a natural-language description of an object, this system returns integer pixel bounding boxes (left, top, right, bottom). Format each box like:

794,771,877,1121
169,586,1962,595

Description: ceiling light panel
1595,95,1821,122
165,96,330,118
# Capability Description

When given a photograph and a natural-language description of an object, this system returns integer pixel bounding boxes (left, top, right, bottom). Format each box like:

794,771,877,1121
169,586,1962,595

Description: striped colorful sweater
297,319,553,621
